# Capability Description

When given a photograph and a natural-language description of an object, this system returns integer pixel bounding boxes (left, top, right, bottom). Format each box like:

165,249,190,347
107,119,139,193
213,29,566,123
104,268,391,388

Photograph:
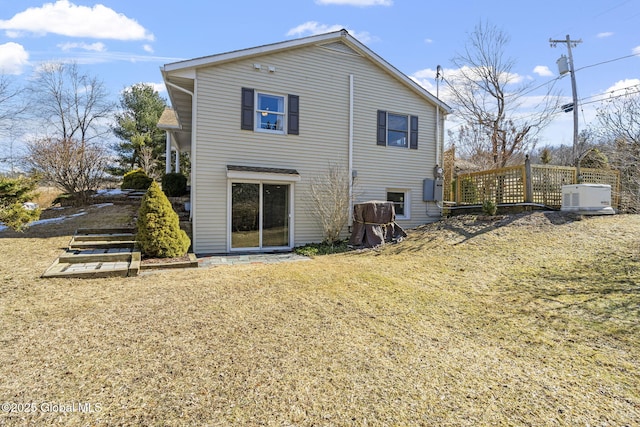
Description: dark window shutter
288,94,299,135
409,115,418,149
241,87,254,130
377,110,387,146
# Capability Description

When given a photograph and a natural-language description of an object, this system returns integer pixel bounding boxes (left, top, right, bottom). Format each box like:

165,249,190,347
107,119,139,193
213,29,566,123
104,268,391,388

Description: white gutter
348,74,354,227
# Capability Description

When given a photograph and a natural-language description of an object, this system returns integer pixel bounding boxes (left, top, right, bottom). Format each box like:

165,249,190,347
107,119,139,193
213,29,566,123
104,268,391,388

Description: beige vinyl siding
189,42,441,253
351,56,440,229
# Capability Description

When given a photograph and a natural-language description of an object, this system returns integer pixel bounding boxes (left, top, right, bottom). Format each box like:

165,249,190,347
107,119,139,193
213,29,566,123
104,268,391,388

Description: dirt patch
408,210,582,245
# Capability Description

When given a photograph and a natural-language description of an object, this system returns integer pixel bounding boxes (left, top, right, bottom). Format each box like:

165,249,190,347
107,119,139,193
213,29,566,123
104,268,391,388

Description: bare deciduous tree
25,137,109,204
447,22,560,168
24,62,114,203
0,75,28,172
28,62,114,145
138,145,159,179
307,164,354,243
596,91,640,211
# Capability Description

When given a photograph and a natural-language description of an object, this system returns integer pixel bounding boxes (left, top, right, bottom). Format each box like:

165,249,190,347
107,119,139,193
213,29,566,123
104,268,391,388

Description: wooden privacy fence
453,158,620,208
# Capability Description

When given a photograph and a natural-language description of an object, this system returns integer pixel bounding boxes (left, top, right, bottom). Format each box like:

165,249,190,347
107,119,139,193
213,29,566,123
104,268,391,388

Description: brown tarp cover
348,201,407,248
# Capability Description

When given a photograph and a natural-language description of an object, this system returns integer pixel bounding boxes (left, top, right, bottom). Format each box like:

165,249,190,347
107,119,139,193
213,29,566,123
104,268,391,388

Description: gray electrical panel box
423,178,444,202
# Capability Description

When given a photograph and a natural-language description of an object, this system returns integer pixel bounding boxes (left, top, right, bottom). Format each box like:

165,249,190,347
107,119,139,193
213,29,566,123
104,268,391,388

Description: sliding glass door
231,182,290,250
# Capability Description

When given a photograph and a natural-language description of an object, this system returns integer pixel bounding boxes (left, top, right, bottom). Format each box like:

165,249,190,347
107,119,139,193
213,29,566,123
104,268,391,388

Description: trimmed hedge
121,169,153,190
136,181,190,258
161,173,188,197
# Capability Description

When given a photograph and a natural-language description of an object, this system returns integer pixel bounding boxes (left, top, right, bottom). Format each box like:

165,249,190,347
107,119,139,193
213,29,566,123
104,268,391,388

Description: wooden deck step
42,250,140,278
72,233,135,242
68,240,136,250
75,227,135,234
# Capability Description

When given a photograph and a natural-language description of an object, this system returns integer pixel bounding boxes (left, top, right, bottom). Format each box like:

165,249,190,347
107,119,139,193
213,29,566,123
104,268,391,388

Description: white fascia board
163,30,347,73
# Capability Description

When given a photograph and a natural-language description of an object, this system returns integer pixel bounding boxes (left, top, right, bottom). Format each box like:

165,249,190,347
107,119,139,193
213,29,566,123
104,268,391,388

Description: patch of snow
94,188,126,197
29,211,87,226
93,203,114,208
0,210,87,232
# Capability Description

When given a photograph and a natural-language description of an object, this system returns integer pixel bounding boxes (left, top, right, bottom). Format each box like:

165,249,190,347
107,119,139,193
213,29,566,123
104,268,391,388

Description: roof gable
162,29,451,114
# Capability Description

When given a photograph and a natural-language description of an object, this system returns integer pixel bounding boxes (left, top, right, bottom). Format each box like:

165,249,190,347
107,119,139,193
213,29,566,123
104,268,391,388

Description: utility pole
550,35,582,178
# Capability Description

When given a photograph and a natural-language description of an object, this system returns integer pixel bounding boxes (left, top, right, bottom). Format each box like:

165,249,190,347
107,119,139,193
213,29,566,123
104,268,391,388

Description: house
158,29,451,254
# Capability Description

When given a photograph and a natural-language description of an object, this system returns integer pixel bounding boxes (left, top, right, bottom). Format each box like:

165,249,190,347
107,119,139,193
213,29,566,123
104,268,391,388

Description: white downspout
348,74,354,227
436,105,440,167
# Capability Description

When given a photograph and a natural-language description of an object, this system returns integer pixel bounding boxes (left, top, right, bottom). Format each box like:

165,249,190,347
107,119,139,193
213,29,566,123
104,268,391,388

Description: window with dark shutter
241,87,254,130
410,115,418,149
288,94,299,135
377,111,418,149
377,110,387,146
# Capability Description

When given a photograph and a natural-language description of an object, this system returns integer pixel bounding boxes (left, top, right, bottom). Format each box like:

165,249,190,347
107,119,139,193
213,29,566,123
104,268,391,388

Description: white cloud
148,82,166,94
633,46,640,55
287,21,343,36
286,21,376,43
0,0,154,41
0,42,29,75
533,65,553,77
602,78,640,97
410,67,454,102
597,32,614,38
315,0,392,5
424,38,433,45
58,42,106,52
120,82,166,95
411,65,532,107
143,44,154,53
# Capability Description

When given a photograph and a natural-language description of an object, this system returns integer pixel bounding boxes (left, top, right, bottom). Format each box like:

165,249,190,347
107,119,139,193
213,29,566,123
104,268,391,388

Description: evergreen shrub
136,181,190,258
482,199,498,216
161,173,188,197
121,169,153,190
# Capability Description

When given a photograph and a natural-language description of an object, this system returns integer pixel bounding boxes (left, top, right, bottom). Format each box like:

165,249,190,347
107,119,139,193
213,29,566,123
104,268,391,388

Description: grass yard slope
0,208,638,426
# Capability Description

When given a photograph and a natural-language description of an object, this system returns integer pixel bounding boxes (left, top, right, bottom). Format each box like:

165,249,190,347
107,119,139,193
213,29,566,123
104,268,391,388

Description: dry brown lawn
0,205,639,426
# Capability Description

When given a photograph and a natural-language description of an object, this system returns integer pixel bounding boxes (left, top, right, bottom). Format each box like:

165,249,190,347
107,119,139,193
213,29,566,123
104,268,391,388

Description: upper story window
377,110,418,149
387,113,408,147
241,88,299,135
257,93,284,132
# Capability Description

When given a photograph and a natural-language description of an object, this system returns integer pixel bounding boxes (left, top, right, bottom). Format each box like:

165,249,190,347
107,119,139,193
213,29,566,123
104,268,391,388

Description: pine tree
136,181,190,258
112,83,167,175
0,175,40,231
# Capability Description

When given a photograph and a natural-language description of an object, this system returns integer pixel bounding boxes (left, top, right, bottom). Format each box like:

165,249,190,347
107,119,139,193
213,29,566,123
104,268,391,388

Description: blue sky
0,0,639,149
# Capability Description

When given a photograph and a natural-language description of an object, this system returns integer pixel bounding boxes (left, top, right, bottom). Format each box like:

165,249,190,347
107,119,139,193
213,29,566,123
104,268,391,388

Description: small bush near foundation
121,169,153,190
294,239,349,257
161,173,187,197
136,181,190,258
482,199,497,216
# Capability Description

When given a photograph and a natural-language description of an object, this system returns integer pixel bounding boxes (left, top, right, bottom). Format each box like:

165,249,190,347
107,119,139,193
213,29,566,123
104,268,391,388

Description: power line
575,52,640,72
579,83,640,103
579,88,640,107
